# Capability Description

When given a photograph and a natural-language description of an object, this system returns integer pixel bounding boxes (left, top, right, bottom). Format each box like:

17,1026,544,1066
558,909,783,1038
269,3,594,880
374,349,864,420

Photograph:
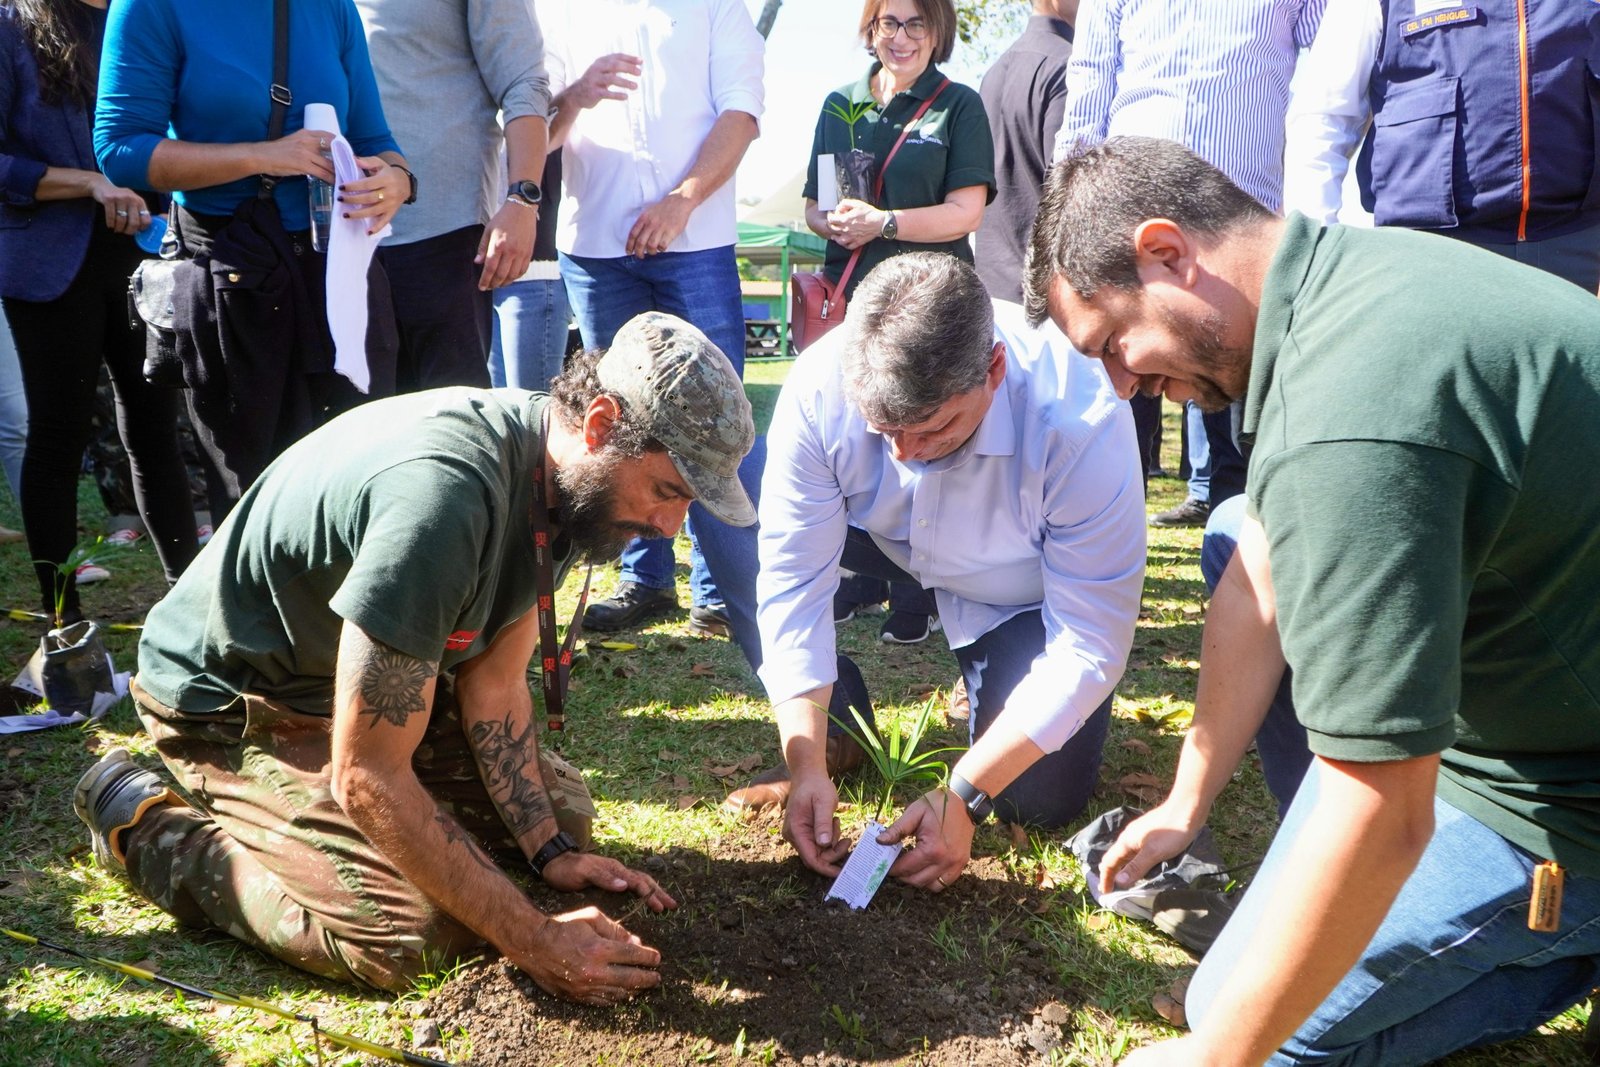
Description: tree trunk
756,0,782,37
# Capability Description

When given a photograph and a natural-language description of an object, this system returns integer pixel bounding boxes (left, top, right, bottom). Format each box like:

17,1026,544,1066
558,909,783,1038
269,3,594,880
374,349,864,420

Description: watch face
511,180,543,204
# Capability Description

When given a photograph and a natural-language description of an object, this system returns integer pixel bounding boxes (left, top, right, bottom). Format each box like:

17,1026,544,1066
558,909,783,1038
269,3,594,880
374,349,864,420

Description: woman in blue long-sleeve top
0,0,197,623
94,0,412,519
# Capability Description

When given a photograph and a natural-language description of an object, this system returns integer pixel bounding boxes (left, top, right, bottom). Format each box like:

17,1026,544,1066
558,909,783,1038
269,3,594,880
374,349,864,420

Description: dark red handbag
789,78,951,353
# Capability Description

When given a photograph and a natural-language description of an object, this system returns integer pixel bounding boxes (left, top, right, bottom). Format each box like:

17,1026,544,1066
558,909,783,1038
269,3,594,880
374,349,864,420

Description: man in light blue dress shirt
733,253,1145,890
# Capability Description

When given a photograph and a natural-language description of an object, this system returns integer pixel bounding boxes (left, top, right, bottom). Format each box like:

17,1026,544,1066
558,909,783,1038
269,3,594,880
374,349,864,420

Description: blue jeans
0,309,27,500
561,247,746,606
1200,494,1312,816
1188,760,1600,1065
696,434,1111,827
490,276,570,391
1184,400,1212,502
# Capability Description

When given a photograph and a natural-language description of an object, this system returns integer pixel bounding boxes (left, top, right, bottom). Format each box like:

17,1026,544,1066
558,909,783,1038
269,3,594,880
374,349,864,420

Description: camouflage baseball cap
597,312,756,526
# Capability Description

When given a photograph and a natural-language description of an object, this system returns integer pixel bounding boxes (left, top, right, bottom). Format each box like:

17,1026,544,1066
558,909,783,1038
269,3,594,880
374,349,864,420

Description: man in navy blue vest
1284,0,1600,292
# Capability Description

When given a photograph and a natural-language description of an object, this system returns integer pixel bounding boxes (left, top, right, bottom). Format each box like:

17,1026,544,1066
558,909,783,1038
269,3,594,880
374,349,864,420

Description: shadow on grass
1,1008,225,1067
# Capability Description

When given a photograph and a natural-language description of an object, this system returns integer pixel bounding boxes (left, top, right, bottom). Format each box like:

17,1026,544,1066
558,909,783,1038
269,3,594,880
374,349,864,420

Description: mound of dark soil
429,824,1085,1065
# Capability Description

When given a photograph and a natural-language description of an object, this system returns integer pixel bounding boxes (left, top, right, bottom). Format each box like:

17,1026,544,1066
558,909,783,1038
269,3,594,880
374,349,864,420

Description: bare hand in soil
1097,799,1204,895
541,851,678,913
515,906,662,1005
783,771,851,876
880,789,971,891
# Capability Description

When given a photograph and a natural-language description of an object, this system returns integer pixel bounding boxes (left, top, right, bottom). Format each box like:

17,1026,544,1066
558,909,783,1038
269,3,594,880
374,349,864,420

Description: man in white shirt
742,253,1145,888
538,0,764,636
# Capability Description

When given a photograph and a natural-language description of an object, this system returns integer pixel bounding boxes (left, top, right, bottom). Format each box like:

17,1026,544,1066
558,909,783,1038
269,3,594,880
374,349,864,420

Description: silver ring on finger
116,210,130,218
139,209,151,216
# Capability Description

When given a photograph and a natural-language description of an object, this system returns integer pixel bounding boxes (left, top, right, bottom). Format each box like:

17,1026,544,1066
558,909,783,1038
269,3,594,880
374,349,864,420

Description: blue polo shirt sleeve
94,0,182,188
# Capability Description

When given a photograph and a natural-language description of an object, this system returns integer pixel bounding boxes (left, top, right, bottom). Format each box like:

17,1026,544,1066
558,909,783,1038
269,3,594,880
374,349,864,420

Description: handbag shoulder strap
258,0,291,200
834,77,953,298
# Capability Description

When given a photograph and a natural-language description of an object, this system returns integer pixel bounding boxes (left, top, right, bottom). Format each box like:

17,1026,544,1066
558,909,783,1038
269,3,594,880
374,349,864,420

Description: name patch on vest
1404,5,1477,35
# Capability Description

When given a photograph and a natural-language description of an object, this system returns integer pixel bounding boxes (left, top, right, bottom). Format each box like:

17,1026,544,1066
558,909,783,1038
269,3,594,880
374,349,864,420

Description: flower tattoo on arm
356,647,437,728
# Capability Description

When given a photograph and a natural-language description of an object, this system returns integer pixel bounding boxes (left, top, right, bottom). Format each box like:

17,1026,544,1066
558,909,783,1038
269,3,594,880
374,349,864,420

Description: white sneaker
105,529,143,546
75,562,111,585
196,524,214,546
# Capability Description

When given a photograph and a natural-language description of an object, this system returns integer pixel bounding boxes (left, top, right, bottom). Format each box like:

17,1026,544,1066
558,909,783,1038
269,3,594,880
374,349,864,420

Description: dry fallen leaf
1084,912,1113,931
1120,738,1153,756
1006,822,1031,850
906,682,938,697
5,747,23,759
689,663,716,678
1031,866,1061,891
657,749,682,762
1117,772,1166,793
669,774,691,791
675,795,701,811
1152,976,1190,1027
735,753,763,773
611,663,638,679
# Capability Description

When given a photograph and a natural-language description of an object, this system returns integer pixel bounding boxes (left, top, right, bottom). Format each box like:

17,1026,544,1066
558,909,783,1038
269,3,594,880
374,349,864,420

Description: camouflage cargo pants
124,674,592,992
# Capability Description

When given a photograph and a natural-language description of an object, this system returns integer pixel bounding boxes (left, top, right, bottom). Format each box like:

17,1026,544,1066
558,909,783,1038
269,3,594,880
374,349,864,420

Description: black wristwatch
879,209,898,241
529,830,578,879
392,163,419,205
507,179,543,208
949,773,994,824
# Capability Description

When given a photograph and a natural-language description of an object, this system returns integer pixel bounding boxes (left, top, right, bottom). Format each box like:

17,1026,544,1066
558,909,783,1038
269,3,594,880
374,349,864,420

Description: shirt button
917,519,928,527
915,552,926,560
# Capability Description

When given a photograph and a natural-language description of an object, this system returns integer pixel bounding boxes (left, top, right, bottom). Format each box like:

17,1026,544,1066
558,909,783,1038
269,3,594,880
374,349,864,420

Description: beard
552,447,663,562
1157,303,1250,413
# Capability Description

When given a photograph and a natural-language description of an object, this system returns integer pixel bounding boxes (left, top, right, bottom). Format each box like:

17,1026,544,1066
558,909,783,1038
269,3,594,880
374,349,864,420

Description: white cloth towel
326,136,391,393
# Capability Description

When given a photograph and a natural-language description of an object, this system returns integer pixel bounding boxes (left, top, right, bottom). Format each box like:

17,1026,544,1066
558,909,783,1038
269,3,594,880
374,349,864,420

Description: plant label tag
815,154,839,211
826,820,902,909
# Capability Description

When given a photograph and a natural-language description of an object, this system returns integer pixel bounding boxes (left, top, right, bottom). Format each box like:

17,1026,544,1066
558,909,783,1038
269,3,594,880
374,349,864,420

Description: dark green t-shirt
1244,214,1600,875
802,63,995,299
137,389,572,716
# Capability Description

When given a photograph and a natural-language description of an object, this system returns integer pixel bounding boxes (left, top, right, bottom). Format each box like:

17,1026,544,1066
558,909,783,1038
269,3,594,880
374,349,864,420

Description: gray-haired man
73,313,754,1004
736,253,1145,888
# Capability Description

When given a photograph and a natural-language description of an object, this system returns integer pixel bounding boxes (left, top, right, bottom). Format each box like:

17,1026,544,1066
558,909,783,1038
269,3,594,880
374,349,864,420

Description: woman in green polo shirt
802,0,996,303
801,0,996,644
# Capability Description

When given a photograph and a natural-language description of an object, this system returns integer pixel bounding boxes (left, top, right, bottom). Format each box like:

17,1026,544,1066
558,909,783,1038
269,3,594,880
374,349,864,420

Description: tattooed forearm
432,809,499,873
467,712,554,837
355,645,437,728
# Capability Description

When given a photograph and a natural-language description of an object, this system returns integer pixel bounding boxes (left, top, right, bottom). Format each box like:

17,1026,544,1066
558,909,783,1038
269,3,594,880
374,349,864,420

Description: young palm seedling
831,697,963,825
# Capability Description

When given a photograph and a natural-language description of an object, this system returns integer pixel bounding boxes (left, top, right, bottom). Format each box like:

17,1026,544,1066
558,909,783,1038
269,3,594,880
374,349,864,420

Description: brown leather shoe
723,732,870,815
826,732,865,775
947,676,970,724
723,765,791,814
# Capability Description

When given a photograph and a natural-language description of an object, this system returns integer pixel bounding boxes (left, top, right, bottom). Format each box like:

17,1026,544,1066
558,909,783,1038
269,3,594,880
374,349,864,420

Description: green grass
0,394,1591,1065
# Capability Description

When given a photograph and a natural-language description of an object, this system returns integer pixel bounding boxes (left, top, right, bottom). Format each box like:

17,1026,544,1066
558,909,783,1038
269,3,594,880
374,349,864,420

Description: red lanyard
529,432,591,734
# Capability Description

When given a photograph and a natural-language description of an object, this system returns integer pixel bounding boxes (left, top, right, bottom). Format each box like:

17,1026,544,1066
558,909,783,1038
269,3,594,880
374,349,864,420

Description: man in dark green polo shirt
71,312,755,1005
1025,136,1600,1065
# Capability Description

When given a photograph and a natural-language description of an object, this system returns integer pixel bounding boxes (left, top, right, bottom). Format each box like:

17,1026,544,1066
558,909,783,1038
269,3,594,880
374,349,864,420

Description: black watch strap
529,830,579,879
949,773,995,824
393,164,418,205
508,179,543,206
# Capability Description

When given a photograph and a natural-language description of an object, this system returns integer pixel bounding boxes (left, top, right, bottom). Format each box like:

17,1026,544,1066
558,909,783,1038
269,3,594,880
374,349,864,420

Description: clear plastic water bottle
134,213,167,255
303,103,339,253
